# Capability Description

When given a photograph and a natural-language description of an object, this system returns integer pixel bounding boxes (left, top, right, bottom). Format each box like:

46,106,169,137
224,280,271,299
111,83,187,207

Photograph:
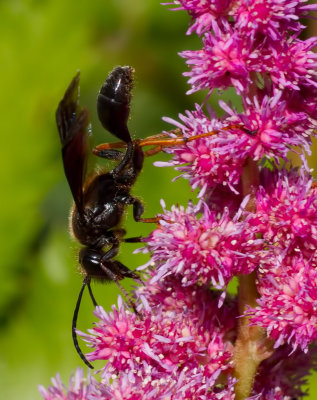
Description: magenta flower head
156,105,248,195
82,289,239,398
165,0,317,38
140,200,264,289
248,253,317,353
38,368,94,400
41,0,317,399
250,168,317,251
235,0,317,39
180,20,255,94
163,0,233,35
264,35,317,91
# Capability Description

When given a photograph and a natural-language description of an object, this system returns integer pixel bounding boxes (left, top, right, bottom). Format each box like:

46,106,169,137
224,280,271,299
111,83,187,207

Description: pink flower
79,286,238,398
85,288,235,374
38,369,94,400
165,0,317,38
158,97,314,197
180,20,255,94
97,367,237,399
163,0,233,35
82,302,143,372
248,255,317,352
136,277,238,335
221,92,314,160
249,168,317,252
141,201,264,288
262,36,317,91
235,0,317,40
157,105,248,194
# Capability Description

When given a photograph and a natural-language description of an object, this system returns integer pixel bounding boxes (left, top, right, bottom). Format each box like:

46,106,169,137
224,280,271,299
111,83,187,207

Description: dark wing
56,72,89,213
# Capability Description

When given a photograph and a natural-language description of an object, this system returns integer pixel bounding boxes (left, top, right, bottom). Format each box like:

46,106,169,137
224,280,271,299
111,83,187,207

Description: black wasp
56,66,147,369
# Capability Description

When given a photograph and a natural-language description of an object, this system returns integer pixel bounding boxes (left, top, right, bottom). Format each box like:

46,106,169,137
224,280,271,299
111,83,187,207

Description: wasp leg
100,235,121,263
94,124,256,157
100,261,142,314
124,236,143,243
94,148,125,161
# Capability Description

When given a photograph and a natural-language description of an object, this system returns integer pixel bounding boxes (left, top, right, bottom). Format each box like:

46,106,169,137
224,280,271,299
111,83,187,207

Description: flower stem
233,158,272,399
233,273,265,399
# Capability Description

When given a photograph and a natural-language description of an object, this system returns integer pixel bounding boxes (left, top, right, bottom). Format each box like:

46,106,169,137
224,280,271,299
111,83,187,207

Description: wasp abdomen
97,66,134,143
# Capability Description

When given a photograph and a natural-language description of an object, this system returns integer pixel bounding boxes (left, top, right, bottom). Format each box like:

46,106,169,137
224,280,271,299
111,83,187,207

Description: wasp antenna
87,280,98,307
72,279,94,369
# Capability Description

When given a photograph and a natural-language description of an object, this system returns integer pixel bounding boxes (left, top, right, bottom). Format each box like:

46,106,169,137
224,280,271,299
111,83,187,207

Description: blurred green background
0,1,315,399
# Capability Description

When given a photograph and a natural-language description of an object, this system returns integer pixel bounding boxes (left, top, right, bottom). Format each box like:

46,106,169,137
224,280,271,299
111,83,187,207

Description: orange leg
137,216,161,224
91,124,257,227
92,129,181,154
93,124,252,157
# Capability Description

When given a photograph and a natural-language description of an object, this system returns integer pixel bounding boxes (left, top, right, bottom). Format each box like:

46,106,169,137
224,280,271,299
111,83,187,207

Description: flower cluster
241,169,317,353
84,287,238,398
40,1,317,399
251,168,317,252
157,93,315,194
164,0,316,37
39,368,94,400
250,254,317,353
170,1,317,94
140,200,264,289
39,287,316,399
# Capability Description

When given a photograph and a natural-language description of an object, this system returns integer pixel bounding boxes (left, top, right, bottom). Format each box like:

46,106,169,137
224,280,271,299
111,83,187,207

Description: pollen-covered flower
163,0,233,35
220,92,314,161
249,168,317,252
180,20,255,94
164,0,317,39
38,368,93,400
248,255,317,352
159,96,314,197
81,301,143,372
141,201,264,288
79,287,239,398
235,0,317,40
157,105,249,194
136,277,238,337
84,289,235,375
262,36,317,91
97,366,237,400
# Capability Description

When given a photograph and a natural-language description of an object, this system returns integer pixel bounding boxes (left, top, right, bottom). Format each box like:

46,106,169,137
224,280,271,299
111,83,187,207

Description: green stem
233,158,273,399
233,273,267,399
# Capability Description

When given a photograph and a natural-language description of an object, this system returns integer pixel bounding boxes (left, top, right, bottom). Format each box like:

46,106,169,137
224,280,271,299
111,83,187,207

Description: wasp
56,66,155,368
56,66,256,368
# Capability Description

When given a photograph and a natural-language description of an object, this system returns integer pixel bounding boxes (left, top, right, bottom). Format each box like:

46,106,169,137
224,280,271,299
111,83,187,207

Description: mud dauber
56,66,156,369
56,66,256,369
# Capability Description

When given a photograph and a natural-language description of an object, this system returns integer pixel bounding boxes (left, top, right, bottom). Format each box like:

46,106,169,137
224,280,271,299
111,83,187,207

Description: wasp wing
56,72,89,213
